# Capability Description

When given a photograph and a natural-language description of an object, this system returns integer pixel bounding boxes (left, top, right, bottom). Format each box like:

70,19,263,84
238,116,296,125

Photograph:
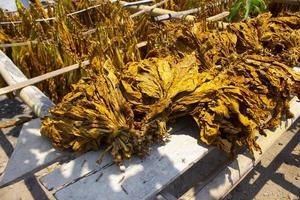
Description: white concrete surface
54,134,210,200
0,119,66,187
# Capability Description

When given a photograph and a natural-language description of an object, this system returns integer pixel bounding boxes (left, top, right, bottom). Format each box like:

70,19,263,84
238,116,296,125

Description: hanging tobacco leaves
184,54,300,154
0,0,143,102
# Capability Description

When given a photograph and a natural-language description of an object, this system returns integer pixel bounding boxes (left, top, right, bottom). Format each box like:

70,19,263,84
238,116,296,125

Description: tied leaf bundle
41,59,142,163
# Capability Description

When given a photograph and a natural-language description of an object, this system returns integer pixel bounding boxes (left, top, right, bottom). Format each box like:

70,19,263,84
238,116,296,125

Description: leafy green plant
228,0,267,22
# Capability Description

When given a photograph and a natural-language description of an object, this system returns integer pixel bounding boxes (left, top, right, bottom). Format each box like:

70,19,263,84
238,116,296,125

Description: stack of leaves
180,54,300,154
41,58,145,163
227,12,300,66
41,54,200,163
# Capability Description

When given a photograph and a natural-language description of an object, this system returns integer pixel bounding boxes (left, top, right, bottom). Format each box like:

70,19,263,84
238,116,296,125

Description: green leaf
229,0,268,21
15,0,24,11
253,5,261,15
228,0,243,22
243,0,251,19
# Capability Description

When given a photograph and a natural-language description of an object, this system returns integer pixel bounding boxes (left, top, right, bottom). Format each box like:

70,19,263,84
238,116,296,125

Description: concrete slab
54,132,210,200
0,119,67,187
40,151,113,191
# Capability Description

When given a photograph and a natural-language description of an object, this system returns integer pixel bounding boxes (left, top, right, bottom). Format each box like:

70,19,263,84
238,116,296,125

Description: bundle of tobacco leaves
181,54,300,154
41,51,300,163
227,12,300,62
41,58,144,163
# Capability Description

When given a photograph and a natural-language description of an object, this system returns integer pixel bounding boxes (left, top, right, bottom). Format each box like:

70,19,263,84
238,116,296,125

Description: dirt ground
0,95,299,200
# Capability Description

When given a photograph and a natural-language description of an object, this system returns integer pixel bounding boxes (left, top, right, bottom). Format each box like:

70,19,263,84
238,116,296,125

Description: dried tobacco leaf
193,30,237,68
121,54,200,122
226,12,300,65
258,12,300,65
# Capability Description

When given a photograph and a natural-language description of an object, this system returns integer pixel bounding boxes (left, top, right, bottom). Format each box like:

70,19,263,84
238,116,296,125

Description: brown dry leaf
193,30,238,69
258,12,300,65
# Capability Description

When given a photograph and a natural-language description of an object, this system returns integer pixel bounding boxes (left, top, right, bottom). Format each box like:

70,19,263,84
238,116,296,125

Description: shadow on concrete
25,176,49,200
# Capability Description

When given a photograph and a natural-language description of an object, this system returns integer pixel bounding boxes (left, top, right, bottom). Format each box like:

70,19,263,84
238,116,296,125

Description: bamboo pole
0,60,90,96
129,0,170,18
206,11,230,22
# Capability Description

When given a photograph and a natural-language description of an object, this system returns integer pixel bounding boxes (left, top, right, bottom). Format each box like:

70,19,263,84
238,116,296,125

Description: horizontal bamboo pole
154,6,201,21
0,60,90,96
206,11,229,22
129,0,170,18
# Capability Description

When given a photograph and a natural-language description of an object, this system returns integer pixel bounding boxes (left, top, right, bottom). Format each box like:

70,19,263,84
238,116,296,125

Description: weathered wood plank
0,119,67,187
54,133,210,200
